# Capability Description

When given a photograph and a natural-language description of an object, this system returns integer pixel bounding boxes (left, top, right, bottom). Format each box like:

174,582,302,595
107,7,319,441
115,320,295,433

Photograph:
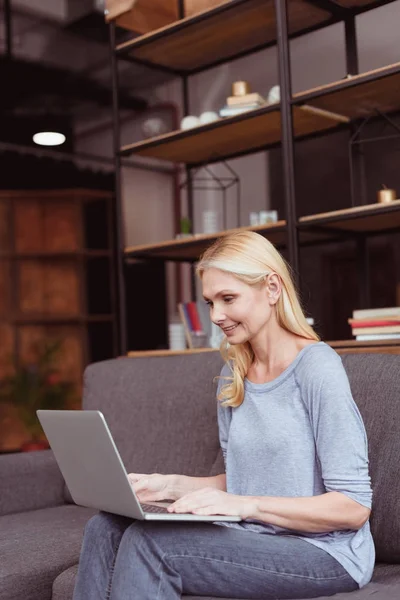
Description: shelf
0,250,112,260
124,221,287,261
126,339,400,358
298,199,400,233
115,1,395,74
116,0,334,73
294,62,400,119
7,314,115,325
120,104,346,164
329,339,400,355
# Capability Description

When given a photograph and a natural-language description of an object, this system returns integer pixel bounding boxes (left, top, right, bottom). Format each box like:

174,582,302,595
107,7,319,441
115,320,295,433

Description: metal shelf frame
108,0,399,354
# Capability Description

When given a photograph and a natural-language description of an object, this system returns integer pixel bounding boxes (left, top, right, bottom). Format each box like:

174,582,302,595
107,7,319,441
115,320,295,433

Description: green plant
180,216,192,234
0,340,76,442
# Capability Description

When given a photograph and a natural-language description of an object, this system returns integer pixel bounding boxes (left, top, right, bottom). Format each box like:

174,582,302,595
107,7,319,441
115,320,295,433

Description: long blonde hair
196,231,319,408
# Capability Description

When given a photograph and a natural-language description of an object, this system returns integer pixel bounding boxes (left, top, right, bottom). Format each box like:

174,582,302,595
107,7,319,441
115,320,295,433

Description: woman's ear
266,273,281,305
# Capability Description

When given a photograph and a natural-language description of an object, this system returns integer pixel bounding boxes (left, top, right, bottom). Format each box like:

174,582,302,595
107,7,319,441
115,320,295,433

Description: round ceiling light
33,131,66,146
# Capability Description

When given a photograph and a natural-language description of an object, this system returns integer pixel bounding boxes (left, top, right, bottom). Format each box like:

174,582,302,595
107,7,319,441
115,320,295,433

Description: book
178,301,211,349
352,325,400,335
352,307,400,319
355,333,400,341
227,93,266,107
349,319,400,328
186,302,203,332
177,303,193,348
219,103,262,117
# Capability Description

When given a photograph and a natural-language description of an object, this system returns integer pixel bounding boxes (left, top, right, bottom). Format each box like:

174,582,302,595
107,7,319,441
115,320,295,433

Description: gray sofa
1,350,400,600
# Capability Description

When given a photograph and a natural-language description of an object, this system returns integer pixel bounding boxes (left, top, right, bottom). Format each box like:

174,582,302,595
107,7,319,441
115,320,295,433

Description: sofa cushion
0,450,65,516
341,354,400,563
53,563,400,600
82,353,225,478
0,505,95,600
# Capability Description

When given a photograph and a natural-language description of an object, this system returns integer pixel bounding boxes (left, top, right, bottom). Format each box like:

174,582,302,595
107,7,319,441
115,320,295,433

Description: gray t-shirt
215,342,374,588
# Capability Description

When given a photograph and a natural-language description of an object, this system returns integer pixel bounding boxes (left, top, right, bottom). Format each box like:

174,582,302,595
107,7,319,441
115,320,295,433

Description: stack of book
348,307,400,341
178,301,211,349
219,92,266,118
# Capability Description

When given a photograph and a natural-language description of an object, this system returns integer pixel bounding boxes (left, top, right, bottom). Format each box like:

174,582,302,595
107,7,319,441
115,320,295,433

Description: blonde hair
196,231,319,408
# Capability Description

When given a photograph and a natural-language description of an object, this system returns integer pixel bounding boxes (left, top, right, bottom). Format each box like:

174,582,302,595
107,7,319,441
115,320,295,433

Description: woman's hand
127,473,173,502
167,487,254,519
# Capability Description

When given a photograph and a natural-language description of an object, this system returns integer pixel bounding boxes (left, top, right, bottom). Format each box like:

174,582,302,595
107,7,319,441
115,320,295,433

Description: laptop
37,410,241,523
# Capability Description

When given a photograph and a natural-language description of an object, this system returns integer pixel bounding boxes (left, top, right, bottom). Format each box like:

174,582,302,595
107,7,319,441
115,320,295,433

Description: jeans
73,512,359,600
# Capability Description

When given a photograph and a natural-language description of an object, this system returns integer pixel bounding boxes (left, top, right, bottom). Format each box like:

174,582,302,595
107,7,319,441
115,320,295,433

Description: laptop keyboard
141,503,169,514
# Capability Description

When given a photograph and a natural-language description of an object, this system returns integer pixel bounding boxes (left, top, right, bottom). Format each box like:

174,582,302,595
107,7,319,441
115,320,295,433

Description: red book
186,302,203,332
349,319,400,328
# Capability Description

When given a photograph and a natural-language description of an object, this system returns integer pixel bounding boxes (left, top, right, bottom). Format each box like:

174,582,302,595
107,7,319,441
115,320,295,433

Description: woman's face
202,267,278,344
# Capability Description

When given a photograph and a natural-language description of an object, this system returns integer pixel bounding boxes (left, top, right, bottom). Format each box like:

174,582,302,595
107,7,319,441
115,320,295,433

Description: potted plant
0,340,76,451
176,216,193,239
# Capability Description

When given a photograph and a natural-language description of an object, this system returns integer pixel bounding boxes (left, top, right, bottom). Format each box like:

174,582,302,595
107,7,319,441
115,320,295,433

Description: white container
259,210,278,224
267,85,280,105
199,111,219,125
202,210,219,234
168,323,186,350
249,211,259,226
209,322,224,349
180,115,200,130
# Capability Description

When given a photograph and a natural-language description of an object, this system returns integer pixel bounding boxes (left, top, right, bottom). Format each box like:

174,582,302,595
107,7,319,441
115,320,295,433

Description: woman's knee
83,512,132,543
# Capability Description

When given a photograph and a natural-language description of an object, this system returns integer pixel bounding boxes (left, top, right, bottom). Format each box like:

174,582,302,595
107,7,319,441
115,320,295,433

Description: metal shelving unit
108,0,400,353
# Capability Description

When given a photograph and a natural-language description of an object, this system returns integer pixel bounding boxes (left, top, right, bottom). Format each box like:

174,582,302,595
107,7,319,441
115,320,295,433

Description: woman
73,231,374,600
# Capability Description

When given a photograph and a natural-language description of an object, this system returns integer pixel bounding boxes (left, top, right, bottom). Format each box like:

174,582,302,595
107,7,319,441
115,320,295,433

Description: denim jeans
72,512,359,600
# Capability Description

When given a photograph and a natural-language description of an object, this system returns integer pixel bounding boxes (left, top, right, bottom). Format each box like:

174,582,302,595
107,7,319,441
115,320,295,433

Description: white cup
249,212,259,226
268,85,280,105
259,210,278,224
168,323,186,350
202,210,219,234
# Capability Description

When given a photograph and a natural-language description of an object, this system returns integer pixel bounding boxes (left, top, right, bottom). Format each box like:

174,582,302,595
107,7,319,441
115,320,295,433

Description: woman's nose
211,306,225,324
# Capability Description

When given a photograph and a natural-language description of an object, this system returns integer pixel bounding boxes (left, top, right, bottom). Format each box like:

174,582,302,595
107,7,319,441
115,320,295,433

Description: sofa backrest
341,353,400,564
83,352,225,478
82,350,400,564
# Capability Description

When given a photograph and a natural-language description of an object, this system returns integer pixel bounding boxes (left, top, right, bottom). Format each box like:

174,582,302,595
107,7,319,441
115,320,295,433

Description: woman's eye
224,297,234,303
205,301,213,307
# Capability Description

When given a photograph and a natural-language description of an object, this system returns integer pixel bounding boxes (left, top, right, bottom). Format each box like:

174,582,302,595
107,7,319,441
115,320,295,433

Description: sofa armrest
0,449,65,516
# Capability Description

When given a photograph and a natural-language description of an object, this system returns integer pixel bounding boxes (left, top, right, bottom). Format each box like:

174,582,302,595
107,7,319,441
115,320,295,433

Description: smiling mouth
223,324,239,332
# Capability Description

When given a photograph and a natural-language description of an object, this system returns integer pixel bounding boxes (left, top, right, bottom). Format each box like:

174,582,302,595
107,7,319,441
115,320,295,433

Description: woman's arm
129,472,226,503
169,473,226,500
244,491,371,533
167,487,370,531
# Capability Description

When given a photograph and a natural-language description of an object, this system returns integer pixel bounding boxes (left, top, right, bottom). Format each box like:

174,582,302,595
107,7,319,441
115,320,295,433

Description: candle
377,186,397,203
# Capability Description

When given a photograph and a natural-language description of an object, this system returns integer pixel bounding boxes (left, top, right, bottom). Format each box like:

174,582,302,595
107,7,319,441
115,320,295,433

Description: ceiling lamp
33,131,66,146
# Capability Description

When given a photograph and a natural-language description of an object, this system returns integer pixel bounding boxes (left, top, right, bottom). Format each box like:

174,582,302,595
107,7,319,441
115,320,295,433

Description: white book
353,307,400,319
219,103,262,117
355,333,400,341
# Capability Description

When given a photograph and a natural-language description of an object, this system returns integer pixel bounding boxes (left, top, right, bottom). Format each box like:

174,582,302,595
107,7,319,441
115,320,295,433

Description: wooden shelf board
124,221,287,261
10,314,114,325
126,339,400,358
121,105,344,164
294,62,400,120
116,0,332,73
329,338,400,354
299,200,400,232
336,1,395,8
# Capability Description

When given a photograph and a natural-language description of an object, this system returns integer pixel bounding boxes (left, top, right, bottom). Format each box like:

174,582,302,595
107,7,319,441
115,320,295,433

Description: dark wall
0,150,113,190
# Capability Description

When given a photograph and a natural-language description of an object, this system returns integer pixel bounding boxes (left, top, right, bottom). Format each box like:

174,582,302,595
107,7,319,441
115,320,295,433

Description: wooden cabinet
0,189,117,450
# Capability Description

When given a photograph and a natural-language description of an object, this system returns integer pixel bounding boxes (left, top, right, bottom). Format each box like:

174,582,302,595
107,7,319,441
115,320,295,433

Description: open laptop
37,410,241,523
